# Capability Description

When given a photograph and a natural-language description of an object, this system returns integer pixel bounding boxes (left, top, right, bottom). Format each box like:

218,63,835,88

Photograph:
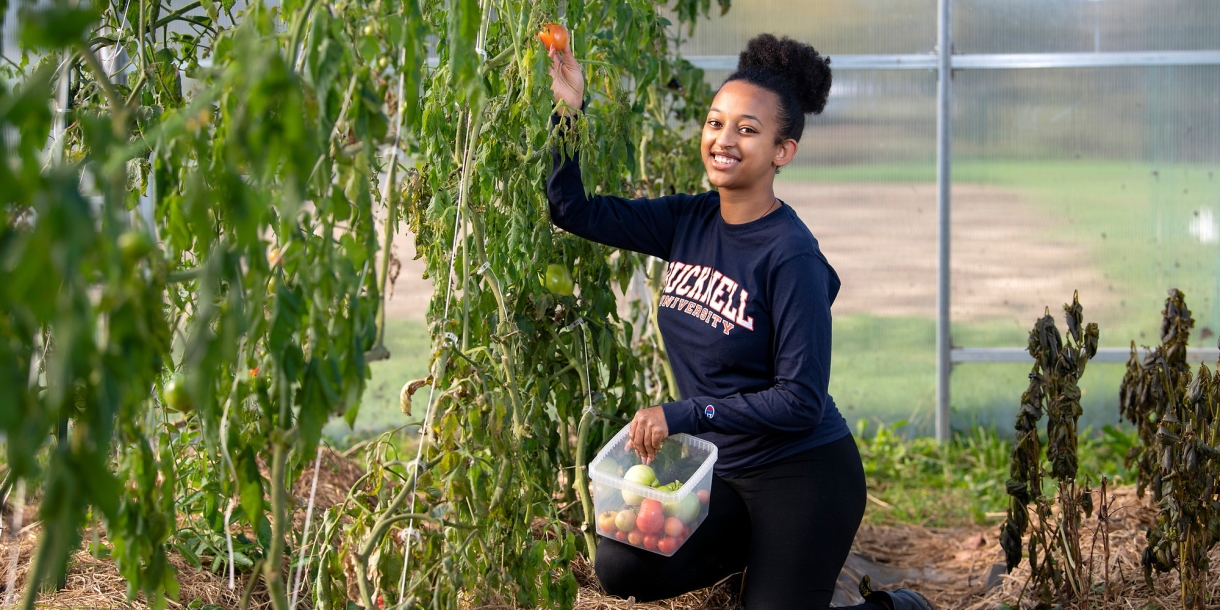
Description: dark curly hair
724,34,832,144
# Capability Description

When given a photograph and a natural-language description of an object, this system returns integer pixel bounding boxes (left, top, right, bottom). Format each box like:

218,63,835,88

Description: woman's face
700,80,796,191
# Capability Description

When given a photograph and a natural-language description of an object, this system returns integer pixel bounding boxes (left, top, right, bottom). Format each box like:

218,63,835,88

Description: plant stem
373,159,399,351
286,0,320,69
648,257,678,400
355,463,424,610
262,377,292,610
574,408,598,564
18,527,49,610
149,1,202,31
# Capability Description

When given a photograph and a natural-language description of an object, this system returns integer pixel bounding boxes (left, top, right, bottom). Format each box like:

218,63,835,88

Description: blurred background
668,0,1220,437
350,0,1220,442
8,0,1214,441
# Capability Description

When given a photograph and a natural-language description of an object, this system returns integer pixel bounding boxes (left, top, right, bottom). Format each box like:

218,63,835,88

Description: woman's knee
593,541,655,599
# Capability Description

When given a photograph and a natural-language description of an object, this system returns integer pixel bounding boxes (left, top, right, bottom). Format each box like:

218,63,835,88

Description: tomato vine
1,0,725,607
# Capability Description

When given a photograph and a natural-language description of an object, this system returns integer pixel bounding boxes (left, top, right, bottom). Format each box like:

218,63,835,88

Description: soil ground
387,181,1108,324
5,450,1216,610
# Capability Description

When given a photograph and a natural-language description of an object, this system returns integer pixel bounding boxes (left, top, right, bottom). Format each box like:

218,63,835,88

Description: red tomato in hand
657,537,679,554
636,499,665,535
627,530,644,546
696,489,710,505
537,23,570,53
643,534,659,551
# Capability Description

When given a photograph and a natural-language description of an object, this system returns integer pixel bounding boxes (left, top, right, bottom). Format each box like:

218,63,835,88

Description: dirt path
388,182,1109,324
775,181,1109,322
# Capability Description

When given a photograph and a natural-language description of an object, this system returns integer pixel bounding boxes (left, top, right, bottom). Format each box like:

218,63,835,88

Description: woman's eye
707,120,721,128
740,127,756,134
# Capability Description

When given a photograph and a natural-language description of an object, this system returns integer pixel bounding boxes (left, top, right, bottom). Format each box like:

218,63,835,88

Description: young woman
546,34,933,610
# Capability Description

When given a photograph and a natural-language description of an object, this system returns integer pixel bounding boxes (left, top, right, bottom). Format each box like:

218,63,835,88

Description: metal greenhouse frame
687,0,1220,440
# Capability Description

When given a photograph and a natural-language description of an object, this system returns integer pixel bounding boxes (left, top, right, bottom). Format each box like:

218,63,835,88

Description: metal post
935,0,953,442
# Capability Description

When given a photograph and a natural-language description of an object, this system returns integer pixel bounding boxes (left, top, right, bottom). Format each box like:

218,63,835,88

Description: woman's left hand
627,406,668,463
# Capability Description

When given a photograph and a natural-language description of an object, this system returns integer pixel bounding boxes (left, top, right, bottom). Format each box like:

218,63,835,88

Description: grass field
327,159,1220,442
781,159,1220,342
322,319,431,444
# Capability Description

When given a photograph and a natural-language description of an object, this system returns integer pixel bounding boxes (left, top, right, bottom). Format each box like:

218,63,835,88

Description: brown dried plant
1120,289,1220,609
1000,291,1099,605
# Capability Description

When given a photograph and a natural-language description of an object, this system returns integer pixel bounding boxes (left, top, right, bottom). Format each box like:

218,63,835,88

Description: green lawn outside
332,159,1220,443
322,318,431,445
780,159,1220,343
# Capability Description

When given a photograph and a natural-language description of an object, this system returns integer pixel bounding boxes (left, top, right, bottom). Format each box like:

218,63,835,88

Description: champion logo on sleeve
704,405,715,419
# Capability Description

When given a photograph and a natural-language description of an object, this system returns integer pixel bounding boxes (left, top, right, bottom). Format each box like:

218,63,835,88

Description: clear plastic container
588,426,718,556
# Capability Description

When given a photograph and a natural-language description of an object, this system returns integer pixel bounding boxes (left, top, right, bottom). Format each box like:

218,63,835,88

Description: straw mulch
5,446,1218,610
572,484,1220,610
967,485,1220,610
0,447,360,609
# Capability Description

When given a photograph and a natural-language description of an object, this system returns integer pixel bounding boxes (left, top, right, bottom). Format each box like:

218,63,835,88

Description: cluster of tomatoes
595,488,711,555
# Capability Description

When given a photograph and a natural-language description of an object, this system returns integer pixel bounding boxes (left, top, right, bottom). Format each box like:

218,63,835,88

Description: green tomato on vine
163,375,193,414
118,230,154,262
544,263,575,296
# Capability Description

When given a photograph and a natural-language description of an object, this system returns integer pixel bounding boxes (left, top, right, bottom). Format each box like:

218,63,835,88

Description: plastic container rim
588,426,718,503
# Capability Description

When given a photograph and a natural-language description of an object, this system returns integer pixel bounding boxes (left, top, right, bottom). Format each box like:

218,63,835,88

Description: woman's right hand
548,47,584,115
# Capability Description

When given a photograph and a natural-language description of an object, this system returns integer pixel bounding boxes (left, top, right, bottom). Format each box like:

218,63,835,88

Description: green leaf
446,0,481,99
236,447,264,524
17,0,99,50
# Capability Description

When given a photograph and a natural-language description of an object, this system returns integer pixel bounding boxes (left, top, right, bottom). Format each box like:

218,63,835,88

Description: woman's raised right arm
545,47,687,261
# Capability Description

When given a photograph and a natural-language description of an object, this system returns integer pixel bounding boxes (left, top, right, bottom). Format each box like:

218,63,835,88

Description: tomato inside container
588,426,717,556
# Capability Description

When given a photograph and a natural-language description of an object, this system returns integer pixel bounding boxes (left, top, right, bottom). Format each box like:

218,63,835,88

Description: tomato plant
2,0,727,607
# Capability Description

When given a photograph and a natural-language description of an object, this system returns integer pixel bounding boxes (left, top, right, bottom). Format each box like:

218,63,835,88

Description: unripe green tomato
164,375,193,413
118,230,154,261
544,263,574,296
363,25,374,36
378,57,389,68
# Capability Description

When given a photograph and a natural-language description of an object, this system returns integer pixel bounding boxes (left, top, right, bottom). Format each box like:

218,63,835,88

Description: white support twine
397,4,494,603
4,479,26,608
289,448,325,609
579,322,595,416
395,126,468,607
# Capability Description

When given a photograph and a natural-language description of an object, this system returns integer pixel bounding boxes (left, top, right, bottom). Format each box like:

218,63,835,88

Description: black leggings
594,434,884,609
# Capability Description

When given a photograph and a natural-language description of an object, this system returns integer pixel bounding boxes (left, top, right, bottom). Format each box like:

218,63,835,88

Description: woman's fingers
626,406,668,463
545,47,583,112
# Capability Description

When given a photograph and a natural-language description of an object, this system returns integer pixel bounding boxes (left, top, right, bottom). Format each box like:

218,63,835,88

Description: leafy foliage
2,0,726,608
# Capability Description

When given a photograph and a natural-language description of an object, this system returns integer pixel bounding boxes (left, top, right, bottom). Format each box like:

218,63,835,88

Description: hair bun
736,34,832,115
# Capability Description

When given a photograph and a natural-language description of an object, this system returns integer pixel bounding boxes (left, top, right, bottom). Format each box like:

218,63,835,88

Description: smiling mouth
711,153,739,167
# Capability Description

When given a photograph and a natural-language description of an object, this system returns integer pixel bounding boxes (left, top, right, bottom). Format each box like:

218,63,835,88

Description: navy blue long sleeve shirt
546,137,850,477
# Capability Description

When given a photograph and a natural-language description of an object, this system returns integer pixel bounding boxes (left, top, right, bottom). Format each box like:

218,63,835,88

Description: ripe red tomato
696,489,710,505
681,525,691,539
536,23,570,53
663,517,684,537
657,537,678,554
615,530,628,542
643,534,659,551
636,499,665,535
627,530,644,546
